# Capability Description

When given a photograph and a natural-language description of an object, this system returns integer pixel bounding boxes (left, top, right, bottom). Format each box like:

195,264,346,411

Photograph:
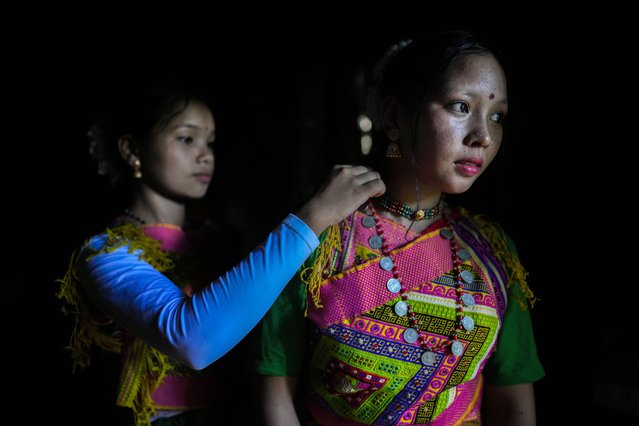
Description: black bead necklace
123,209,147,225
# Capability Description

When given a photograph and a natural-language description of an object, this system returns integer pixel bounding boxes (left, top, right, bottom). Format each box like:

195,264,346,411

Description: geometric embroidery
307,211,506,424
323,357,388,408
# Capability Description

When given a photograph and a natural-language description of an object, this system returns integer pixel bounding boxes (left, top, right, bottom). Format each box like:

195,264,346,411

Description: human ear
380,96,400,138
117,135,140,166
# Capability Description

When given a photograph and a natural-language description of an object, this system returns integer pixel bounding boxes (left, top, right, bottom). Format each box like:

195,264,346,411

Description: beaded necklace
365,201,476,366
375,195,442,221
122,209,147,225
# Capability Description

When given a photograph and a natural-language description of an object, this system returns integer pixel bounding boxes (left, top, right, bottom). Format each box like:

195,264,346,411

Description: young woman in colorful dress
56,85,385,425
253,30,544,426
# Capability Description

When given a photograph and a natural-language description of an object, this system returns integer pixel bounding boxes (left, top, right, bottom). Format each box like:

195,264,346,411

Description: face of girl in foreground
406,53,507,195
140,99,216,201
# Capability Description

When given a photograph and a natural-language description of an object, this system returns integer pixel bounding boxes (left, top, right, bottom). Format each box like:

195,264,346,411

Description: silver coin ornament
460,293,475,307
394,301,408,316
457,249,471,261
369,235,383,249
379,257,394,271
451,341,464,356
440,229,453,239
421,351,437,366
461,315,474,331
386,278,401,293
362,215,376,228
403,327,419,344
460,270,474,284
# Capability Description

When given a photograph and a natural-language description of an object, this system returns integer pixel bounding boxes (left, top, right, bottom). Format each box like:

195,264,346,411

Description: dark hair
366,30,505,167
89,86,213,185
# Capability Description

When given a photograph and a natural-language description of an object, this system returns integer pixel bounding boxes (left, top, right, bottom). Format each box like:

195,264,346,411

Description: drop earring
385,129,402,158
133,159,142,179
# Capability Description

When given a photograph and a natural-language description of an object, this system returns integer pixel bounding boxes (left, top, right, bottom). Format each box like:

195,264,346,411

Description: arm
482,382,537,426
80,165,385,370
260,376,300,426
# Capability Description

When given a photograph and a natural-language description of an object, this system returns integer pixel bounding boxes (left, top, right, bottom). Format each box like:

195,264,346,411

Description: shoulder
82,223,149,253
456,207,517,254
79,224,173,272
455,207,538,309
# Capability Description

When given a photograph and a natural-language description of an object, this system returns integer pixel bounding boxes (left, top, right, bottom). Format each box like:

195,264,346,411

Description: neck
128,190,187,227
382,178,443,211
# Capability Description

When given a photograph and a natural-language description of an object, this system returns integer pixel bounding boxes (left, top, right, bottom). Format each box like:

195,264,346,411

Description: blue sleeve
79,214,318,370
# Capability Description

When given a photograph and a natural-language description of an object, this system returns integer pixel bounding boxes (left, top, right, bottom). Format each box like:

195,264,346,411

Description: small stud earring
388,128,400,141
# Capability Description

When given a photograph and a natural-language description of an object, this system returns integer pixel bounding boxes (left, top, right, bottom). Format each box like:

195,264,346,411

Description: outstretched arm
79,164,384,370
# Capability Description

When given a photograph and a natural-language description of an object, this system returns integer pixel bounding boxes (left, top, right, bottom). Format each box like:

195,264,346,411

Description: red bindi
489,93,495,100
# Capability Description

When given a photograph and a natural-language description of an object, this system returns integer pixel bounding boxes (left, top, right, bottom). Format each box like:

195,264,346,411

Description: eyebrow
175,123,201,130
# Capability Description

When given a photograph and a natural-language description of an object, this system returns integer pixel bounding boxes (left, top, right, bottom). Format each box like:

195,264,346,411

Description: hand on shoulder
295,165,385,236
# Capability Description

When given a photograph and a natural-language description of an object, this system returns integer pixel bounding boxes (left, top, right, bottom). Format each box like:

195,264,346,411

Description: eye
177,136,194,144
449,101,469,114
490,112,505,124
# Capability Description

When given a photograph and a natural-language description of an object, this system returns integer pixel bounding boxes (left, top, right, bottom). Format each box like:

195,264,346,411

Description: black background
4,8,634,424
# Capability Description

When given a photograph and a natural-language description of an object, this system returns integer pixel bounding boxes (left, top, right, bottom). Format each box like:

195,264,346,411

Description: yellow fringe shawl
56,224,176,426
302,210,537,312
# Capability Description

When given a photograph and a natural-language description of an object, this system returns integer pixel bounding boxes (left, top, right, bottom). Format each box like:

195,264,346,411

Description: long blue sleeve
79,214,318,370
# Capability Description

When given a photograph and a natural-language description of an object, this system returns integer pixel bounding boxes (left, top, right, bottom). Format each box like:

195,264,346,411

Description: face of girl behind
141,100,217,201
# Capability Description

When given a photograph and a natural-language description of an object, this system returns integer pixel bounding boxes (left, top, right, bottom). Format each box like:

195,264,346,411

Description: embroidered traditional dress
58,223,231,424
253,206,544,425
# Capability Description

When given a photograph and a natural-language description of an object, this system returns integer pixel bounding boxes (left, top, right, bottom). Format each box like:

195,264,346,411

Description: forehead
435,53,507,94
167,100,215,126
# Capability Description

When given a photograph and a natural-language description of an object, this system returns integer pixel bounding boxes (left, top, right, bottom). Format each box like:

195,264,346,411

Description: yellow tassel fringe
468,211,538,310
55,224,176,426
302,223,343,311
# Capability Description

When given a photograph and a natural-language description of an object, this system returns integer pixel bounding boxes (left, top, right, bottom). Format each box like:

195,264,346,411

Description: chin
444,181,476,195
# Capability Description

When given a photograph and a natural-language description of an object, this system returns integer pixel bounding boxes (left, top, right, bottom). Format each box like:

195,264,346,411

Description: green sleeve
251,275,307,376
483,232,545,385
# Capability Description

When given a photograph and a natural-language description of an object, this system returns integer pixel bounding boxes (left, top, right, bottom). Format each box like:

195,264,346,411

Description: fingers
295,165,385,236
330,164,384,195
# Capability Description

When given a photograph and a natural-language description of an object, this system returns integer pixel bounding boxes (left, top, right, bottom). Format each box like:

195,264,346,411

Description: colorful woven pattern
304,209,507,425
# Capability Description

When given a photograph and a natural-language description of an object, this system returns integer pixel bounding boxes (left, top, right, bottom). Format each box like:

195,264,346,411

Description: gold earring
385,142,402,158
133,159,142,179
385,128,402,158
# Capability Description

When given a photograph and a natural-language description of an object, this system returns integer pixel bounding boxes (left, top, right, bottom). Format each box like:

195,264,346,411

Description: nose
471,130,492,147
198,145,214,164
466,117,492,147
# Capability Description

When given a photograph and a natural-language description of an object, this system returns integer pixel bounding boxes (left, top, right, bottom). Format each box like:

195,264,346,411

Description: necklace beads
367,201,475,365
376,196,442,221
122,209,147,225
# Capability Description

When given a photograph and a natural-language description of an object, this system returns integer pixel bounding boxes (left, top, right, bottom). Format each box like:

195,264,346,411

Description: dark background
4,9,633,424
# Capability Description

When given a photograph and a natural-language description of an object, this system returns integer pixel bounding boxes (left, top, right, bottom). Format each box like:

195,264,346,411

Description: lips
194,173,212,183
454,157,483,177
457,157,483,167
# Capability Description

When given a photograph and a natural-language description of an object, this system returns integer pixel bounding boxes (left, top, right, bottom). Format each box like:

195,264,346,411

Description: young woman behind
56,85,385,425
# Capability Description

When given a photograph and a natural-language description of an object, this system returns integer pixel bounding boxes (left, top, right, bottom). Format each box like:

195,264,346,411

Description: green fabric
251,228,327,376
251,274,307,376
482,229,545,385
483,281,545,385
